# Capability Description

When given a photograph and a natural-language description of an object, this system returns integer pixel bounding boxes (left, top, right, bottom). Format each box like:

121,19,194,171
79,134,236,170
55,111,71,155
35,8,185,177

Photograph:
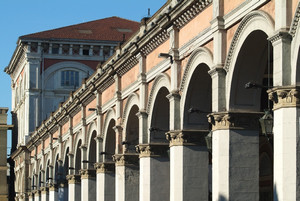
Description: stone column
95,162,115,201
137,143,170,201
34,190,41,201
41,187,49,201
0,108,11,201
67,175,81,201
48,184,57,201
268,86,300,200
114,154,139,201
28,192,34,201
80,169,96,201
166,130,209,201
208,112,261,201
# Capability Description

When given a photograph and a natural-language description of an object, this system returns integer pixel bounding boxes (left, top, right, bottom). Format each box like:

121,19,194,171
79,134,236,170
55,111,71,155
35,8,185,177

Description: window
61,70,79,87
52,44,59,54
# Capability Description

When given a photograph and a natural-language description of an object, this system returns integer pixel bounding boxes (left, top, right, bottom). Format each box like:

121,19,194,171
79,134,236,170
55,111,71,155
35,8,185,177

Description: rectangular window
61,70,80,87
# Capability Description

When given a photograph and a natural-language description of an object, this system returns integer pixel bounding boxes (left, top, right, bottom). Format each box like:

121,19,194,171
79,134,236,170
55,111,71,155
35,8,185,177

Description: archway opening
125,105,139,152
231,30,273,201
105,119,116,161
150,87,170,143
75,141,82,175
88,131,97,169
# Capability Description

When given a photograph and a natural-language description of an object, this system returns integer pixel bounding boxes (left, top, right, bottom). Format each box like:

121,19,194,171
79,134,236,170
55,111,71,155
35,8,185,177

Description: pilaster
80,169,96,201
268,30,292,86
67,174,80,201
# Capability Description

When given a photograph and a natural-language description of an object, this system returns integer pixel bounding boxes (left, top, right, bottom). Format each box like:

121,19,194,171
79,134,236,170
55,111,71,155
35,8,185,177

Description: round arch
180,47,213,128
225,10,275,109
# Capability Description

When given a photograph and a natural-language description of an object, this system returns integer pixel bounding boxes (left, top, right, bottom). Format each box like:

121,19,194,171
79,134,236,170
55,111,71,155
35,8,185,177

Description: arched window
61,70,79,87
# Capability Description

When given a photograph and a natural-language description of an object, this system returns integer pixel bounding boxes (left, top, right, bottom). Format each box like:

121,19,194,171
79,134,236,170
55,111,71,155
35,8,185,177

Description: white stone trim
225,10,275,109
179,47,214,128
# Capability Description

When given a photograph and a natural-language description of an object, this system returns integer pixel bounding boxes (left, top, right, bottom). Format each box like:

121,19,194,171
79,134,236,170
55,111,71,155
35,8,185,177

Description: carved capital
40,187,48,194
136,143,169,158
94,162,115,173
208,65,226,77
48,183,57,191
113,153,139,166
79,169,96,179
166,130,209,146
268,86,300,110
268,29,292,44
208,111,262,131
66,174,81,184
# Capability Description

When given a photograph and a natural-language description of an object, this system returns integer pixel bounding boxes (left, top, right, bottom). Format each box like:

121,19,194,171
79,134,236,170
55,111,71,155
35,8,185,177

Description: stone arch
122,93,140,126
74,138,82,174
86,121,97,168
225,10,275,110
147,73,171,143
102,108,116,162
180,47,213,129
290,1,300,84
180,47,213,92
102,108,116,139
122,93,140,152
44,61,93,89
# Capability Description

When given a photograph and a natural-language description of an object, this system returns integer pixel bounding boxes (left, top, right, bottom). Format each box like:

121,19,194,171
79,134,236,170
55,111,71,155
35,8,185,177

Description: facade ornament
79,169,96,179
48,182,57,191
166,130,208,147
66,174,81,184
136,143,169,158
94,162,115,174
268,29,292,44
113,153,139,166
268,86,300,110
207,111,262,131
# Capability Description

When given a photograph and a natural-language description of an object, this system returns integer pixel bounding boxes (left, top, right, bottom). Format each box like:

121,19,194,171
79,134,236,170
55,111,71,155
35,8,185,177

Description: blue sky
0,0,166,154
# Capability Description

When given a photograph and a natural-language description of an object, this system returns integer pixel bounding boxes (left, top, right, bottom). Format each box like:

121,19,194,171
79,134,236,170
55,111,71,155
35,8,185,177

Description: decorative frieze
79,169,96,179
166,130,209,147
66,174,81,184
113,153,139,166
268,86,300,110
94,162,115,174
207,111,262,131
136,143,169,158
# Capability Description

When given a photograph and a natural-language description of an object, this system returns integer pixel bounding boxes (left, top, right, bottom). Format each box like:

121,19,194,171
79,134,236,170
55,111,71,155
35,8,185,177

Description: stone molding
166,130,209,147
268,29,292,44
33,190,41,196
136,143,169,158
113,153,139,166
207,111,263,131
79,169,96,179
94,162,115,174
66,174,81,184
268,86,300,110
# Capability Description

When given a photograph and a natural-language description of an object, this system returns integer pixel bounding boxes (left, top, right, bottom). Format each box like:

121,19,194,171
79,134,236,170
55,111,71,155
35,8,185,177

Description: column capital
268,85,300,110
166,130,209,147
207,111,262,131
33,189,40,196
268,29,292,44
136,143,169,158
94,162,115,173
113,153,139,166
40,186,48,194
79,169,96,179
66,174,81,184
166,90,181,101
136,110,148,118
208,65,226,77
48,183,57,191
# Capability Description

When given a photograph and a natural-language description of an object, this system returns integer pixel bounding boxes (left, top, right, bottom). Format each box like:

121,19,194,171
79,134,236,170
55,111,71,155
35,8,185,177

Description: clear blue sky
0,0,166,154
